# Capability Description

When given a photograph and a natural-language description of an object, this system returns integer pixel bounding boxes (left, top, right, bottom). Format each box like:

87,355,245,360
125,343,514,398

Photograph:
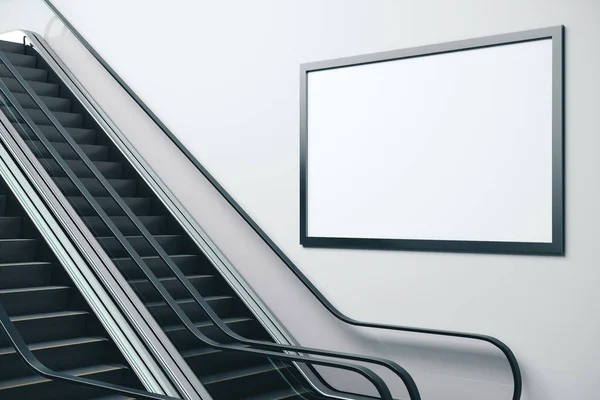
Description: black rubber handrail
1,39,422,400
0,244,179,400
0,54,399,400
37,3,523,398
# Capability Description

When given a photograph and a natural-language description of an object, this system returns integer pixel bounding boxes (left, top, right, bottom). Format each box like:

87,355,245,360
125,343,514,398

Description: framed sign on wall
300,26,564,255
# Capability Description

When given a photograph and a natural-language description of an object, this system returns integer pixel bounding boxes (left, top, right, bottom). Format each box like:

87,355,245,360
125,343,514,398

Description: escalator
0,39,400,400
0,151,145,398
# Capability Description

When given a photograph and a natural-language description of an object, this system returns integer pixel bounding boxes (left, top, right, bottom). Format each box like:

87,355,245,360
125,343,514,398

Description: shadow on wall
307,326,514,400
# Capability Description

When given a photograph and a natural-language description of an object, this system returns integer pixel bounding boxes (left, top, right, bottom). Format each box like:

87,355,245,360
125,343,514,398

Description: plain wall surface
11,0,600,398
0,0,52,35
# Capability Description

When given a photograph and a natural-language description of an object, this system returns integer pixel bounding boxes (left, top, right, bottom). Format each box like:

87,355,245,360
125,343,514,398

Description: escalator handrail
36,4,522,398
0,294,180,399
0,56,398,400
0,43,421,400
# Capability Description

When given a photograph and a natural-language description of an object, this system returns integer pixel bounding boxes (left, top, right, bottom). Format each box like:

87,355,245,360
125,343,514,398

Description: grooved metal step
12,93,70,112
0,76,58,96
0,65,48,82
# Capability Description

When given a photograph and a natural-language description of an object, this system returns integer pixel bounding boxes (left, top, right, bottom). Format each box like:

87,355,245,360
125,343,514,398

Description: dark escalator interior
0,161,144,398
0,41,339,399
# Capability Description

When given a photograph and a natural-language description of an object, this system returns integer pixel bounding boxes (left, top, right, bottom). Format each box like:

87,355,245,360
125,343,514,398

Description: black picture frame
299,26,565,255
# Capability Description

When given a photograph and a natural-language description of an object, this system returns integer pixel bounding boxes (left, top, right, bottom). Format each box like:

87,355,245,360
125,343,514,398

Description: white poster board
300,27,564,254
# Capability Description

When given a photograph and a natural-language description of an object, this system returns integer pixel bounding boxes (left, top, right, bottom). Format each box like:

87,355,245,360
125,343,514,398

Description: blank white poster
306,39,553,243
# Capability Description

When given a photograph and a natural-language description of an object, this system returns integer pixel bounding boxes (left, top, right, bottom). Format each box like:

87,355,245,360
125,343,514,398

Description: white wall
12,0,600,399
0,0,52,35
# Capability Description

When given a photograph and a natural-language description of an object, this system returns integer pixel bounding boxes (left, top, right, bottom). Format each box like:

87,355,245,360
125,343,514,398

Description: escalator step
0,52,37,68
24,140,110,161
0,238,37,262
23,108,83,128
0,41,28,54
0,261,54,289
0,364,131,392
4,310,89,346
182,343,272,378
40,158,123,179
83,215,166,236
179,342,248,360
146,295,238,326
0,65,48,82
12,93,71,112
0,216,22,238
0,106,82,128
67,196,152,216
52,177,136,197
164,317,261,350
0,77,58,96
14,124,96,144
112,254,203,279
0,335,106,356
0,337,117,381
127,273,217,300
0,365,137,400
97,234,181,257
0,286,70,316
203,362,283,385
163,316,254,336
246,388,310,400
202,363,291,399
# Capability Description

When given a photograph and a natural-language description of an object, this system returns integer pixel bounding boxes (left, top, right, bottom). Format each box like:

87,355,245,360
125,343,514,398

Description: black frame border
300,26,565,255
